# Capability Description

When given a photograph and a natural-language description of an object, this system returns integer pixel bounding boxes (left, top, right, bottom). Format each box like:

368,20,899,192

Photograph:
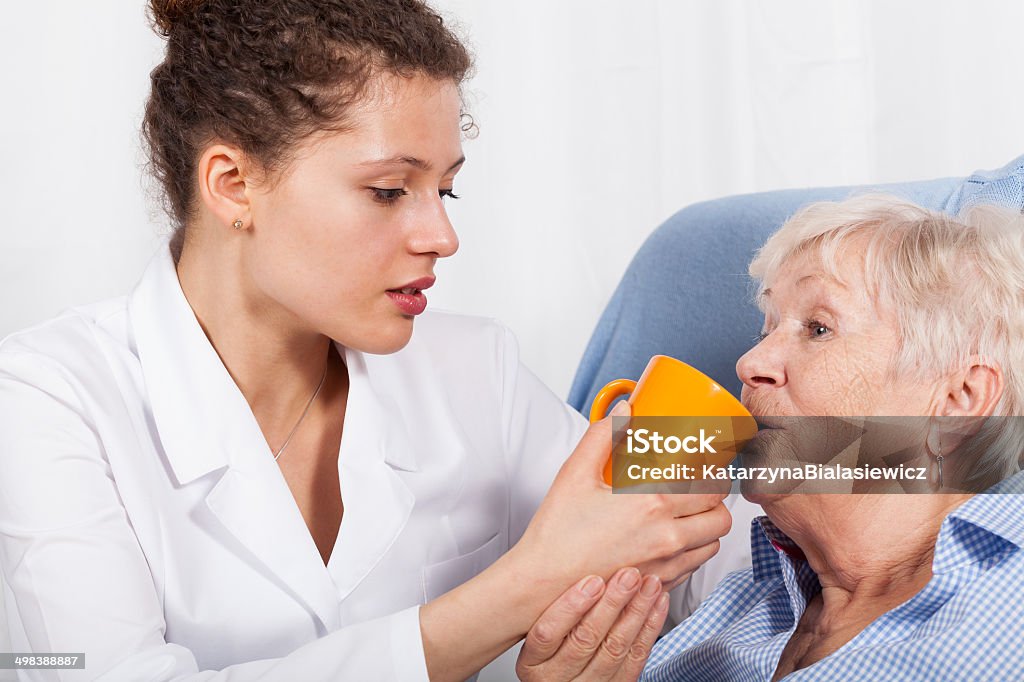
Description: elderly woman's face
736,240,934,418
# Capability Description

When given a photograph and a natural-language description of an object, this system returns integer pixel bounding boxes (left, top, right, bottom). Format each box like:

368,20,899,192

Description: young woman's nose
736,332,787,390
409,198,459,258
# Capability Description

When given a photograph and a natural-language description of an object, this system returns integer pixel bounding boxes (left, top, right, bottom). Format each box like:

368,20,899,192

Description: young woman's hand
516,568,669,682
512,402,732,596
420,403,728,682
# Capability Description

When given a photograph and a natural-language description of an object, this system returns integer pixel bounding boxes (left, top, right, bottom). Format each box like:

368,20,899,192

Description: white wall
1,2,1023,680
3,1,1024,397
428,0,1024,396
0,586,9,682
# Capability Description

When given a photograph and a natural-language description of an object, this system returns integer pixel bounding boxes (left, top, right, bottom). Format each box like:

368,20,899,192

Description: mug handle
589,379,636,486
589,379,637,422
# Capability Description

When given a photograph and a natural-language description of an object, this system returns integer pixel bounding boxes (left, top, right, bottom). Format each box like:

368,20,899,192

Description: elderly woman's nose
736,337,786,389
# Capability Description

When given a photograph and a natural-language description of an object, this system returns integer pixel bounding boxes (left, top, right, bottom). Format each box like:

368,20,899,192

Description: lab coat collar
128,240,343,629
128,239,418,627
128,239,237,486
344,345,420,473
329,345,418,600
127,238,420,485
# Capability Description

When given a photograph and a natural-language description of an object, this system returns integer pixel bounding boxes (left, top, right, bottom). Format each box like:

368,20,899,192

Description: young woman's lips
386,289,428,315
386,277,435,316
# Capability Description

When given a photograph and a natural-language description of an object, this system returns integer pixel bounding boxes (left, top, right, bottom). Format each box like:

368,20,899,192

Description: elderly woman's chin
736,423,799,506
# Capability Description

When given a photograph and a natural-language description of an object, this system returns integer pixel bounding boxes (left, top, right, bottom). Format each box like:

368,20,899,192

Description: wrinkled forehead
756,246,862,313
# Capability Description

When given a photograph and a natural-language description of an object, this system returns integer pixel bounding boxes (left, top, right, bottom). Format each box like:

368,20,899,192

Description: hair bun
149,0,204,35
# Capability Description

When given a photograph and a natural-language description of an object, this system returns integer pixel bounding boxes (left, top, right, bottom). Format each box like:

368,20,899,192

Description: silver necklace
273,360,329,461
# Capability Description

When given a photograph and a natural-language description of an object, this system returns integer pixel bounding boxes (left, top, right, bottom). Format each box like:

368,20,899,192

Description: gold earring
232,219,244,230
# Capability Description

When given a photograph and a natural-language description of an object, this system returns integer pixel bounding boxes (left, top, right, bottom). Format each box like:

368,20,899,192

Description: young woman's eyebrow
356,155,466,172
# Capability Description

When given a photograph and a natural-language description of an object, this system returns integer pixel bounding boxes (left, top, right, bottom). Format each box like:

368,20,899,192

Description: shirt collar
946,471,1024,547
750,515,799,584
128,237,419,486
932,471,1024,572
749,515,820,623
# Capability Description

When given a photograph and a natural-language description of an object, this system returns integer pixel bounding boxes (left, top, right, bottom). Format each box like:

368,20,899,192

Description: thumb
566,399,631,481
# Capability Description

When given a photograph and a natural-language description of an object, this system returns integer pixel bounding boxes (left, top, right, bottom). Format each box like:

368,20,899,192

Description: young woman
0,2,746,680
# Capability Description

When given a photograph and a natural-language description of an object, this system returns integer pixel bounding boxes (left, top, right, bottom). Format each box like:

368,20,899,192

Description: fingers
517,569,667,682
673,502,732,548
645,501,731,560
519,575,606,669
549,567,646,679
564,401,631,483
581,573,666,681
663,490,730,519
660,539,722,592
612,591,670,682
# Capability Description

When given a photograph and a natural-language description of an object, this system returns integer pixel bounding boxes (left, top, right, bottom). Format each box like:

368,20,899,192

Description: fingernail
616,567,640,590
579,575,603,598
656,592,670,613
640,575,661,597
610,400,630,417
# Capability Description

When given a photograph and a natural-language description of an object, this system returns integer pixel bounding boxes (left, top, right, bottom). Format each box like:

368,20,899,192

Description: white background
2,1,1024,679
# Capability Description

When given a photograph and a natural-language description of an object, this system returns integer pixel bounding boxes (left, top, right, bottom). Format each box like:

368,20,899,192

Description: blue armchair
569,154,1024,414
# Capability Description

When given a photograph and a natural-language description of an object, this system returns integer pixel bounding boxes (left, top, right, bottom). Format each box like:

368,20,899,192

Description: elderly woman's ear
936,356,1004,418
928,356,1005,454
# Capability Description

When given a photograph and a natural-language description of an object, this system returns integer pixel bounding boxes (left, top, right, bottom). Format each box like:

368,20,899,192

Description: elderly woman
639,194,1024,681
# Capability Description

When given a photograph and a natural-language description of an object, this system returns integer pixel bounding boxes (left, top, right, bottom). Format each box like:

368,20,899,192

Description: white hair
749,193,1024,483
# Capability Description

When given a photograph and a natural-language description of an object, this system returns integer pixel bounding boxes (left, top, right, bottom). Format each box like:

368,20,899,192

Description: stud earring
232,219,244,230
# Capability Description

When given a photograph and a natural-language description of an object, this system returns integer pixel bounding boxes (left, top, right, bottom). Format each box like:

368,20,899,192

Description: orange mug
589,355,757,486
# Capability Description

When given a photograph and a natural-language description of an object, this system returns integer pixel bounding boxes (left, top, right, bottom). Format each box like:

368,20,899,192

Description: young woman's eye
439,188,460,200
806,319,832,338
369,187,409,205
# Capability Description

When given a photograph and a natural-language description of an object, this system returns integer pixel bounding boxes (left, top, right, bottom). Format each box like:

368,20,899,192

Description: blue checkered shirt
641,478,1024,681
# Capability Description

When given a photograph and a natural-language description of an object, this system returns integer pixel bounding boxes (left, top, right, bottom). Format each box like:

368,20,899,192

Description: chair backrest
569,154,1024,415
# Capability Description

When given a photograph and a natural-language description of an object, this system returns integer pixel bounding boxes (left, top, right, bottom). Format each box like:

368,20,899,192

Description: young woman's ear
196,144,253,229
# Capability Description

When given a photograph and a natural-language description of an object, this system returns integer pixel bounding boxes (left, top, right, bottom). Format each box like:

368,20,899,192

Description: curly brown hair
143,0,473,261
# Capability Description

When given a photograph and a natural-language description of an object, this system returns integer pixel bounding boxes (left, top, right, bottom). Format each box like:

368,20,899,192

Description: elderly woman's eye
753,330,770,344
806,319,832,338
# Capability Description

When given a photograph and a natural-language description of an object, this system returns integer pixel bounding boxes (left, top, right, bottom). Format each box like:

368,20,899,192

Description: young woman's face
244,74,464,354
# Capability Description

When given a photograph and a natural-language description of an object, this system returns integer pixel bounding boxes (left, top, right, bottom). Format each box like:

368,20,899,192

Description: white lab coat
0,240,760,681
